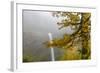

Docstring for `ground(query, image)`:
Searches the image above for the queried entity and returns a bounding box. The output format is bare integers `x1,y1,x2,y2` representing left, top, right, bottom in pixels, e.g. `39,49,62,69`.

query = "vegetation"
45,12,91,60
23,55,50,62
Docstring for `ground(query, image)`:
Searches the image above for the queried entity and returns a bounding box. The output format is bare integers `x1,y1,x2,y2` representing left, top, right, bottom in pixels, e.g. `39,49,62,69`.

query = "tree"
45,12,91,60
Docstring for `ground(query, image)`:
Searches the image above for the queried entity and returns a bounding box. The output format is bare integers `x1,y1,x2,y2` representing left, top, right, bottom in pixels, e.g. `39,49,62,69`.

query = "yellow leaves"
70,14,80,24
44,12,91,60
83,13,91,21
53,39,65,47
80,38,91,59
63,34,71,41
81,13,91,33
54,12,81,30
45,34,72,48
60,46,81,60
53,35,70,47
82,27,89,33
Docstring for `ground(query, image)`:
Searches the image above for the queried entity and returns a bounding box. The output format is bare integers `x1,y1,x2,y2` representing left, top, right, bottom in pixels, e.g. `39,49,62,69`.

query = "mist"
22,10,74,62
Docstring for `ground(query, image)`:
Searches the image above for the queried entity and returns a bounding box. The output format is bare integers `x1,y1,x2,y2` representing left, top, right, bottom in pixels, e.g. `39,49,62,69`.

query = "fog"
22,10,74,62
